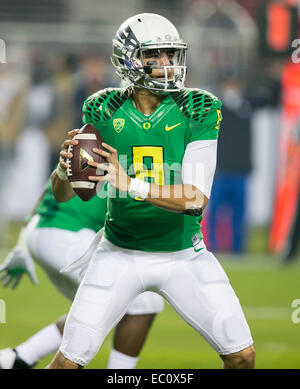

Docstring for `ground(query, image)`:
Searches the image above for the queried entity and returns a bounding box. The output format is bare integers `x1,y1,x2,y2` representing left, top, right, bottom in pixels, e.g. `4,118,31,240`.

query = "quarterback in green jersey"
0,181,163,369
48,13,255,369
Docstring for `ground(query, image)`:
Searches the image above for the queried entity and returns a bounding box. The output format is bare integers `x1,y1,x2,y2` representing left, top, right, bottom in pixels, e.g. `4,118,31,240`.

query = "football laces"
66,145,73,177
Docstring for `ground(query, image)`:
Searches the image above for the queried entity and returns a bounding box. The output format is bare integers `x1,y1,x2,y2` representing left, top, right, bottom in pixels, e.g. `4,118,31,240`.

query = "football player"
48,13,255,369
0,181,164,369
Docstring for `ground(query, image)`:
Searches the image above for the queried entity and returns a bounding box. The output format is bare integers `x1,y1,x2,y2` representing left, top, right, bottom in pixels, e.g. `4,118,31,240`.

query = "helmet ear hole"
144,66,152,75
118,58,124,65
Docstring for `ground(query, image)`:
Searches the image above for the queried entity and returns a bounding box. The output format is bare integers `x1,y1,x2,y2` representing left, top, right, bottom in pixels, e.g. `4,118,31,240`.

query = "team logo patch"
79,148,94,171
113,118,125,133
142,121,152,131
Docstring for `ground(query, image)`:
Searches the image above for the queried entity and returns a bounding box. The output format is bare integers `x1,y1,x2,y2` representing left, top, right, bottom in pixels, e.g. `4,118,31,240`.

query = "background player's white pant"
26,217,164,314
60,236,253,366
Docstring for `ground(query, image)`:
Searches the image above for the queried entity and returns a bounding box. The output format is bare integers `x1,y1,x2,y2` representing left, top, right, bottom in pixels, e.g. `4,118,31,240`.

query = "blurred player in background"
48,13,255,369
0,181,163,369
0,63,28,241
208,69,252,254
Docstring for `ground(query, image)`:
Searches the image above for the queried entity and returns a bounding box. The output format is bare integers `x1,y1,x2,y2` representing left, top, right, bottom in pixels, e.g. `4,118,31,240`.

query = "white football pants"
26,216,164,314
60,236,253,366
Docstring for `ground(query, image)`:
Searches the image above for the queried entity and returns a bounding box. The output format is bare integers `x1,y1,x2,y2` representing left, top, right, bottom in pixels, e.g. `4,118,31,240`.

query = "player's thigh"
60,240,144,365
27,227,96,300
27,227,96,269
159,249,253,355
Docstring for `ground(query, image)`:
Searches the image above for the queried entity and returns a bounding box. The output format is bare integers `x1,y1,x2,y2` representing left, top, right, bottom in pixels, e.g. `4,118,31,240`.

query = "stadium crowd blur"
0,0,299,259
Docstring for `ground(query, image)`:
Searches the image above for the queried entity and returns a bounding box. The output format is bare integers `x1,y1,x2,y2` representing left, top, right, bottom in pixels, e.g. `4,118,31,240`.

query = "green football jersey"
82,87,222,251
36,180,107,232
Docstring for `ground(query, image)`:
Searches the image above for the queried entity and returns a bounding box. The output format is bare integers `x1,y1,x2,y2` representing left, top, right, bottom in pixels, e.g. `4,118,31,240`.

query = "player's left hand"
88,143,131,192
0,248,38,289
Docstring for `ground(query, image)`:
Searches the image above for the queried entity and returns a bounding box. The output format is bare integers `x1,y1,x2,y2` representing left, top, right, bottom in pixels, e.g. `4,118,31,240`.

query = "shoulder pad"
83,88,130,123
171,88,221,123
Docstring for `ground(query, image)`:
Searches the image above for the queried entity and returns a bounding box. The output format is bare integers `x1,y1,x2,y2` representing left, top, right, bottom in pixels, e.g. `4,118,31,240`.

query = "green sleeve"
188,98,222,143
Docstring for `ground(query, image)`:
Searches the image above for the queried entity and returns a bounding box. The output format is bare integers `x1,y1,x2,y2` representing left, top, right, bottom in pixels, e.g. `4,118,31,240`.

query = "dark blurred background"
0,0,299,260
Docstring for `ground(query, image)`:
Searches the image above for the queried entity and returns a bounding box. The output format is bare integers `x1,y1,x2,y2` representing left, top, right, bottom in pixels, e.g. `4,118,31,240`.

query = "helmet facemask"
137,45,187,93
112,40,187,93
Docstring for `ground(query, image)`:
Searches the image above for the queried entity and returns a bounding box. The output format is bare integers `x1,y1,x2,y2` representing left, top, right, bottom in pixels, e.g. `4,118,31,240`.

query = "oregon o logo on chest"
142,122,151,130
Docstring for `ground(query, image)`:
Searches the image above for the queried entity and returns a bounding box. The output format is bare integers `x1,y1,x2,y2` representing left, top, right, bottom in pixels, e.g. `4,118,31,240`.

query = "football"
66,123,106,201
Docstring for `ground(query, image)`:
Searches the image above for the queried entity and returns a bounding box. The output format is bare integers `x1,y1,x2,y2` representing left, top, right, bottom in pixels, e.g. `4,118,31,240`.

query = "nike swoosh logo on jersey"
165,123,181,131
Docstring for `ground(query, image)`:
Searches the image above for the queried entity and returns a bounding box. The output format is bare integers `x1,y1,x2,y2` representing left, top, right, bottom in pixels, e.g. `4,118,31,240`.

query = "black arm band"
184,207,203,216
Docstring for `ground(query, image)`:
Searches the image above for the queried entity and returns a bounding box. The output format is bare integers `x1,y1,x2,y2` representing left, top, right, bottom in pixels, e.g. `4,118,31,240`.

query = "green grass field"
0,223,300,369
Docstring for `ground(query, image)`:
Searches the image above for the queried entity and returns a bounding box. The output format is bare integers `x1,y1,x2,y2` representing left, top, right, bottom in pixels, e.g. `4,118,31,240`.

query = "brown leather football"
66,123,106,201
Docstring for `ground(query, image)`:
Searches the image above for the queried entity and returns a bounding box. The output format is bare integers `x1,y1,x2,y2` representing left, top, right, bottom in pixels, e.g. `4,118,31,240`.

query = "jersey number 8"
132,146,165,201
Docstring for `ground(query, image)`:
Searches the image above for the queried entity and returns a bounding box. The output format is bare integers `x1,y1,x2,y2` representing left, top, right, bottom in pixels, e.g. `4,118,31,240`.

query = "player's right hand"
0,247,38,289
59,129,80,170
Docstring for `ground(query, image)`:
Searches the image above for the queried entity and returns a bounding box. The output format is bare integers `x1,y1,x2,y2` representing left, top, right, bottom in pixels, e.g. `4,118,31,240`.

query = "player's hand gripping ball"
66,123,107,201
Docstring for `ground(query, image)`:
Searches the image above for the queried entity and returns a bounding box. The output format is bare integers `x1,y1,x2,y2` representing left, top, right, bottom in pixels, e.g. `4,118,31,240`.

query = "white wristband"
128,178,150,200
56,164,68,181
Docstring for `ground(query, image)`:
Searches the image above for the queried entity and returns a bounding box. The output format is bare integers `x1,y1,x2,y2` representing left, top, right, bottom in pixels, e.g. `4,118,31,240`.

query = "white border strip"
71,181,95,189
74,134,97,140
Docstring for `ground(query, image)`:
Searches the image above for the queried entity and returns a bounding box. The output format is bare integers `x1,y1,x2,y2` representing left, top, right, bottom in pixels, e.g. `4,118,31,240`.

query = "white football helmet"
111,13,187,93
